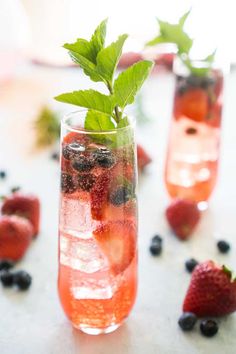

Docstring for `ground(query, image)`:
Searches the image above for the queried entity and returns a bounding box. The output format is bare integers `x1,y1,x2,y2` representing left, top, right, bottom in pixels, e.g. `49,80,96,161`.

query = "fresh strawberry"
118,52,143,69
137,144,152,172
174,88,209,122
183,261,236,317
1,193,40,237
90,172,110,220
0,215,33,261
93,220,136,275
166,199,200,240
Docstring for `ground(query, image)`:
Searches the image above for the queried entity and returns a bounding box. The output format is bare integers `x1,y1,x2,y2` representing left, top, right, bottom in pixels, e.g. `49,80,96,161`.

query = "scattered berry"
72,155,95,172
217,240,230,254
109,186,130,206
0,170,6,179
166,199,200,240
11,186,21,193
200,319,218,338
1,193,40,237
14,270,32,290
0,259,14,271
137,144,152,172
51,152,59,161
77,174,95,191
185,258,199,273
0,215,33,261
149,242,162,256
185,127,197,135
152,234,163,243
183,261,236,316
61,173,77,194
0,271,14,287
178,312,197,331
93,148,116,168
93,220,136,275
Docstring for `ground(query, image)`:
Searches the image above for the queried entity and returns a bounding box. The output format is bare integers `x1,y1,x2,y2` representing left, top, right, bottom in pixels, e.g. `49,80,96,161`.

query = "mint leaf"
34,106,60,147
96,34,128,85
182,50,216,77
113,60,153,110
90,18,107,56
222,265,236,282
85,110,115,131
117,116,129,128
55,89,114,114
146,11,192,54
68,52,103,82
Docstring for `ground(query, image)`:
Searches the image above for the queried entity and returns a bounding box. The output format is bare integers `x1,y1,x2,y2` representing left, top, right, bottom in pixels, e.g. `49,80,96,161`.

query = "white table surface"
0,62,236,354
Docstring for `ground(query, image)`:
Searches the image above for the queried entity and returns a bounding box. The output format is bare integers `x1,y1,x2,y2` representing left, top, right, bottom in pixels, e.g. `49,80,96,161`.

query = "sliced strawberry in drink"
93,220,136,275
174,88,209,122
63,131,89,145
104,199,137,222
90,172,110,220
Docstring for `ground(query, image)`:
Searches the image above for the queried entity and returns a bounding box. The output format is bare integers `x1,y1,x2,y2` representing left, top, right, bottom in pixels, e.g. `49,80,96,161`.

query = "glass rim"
61,109,136,135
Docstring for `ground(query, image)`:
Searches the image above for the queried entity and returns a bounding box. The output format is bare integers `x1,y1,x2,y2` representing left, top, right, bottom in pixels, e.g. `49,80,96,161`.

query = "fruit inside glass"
58,111,138,334
165,58,224,205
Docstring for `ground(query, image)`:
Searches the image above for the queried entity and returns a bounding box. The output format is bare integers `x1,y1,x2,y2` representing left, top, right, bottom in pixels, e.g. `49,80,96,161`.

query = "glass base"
73,323,121,335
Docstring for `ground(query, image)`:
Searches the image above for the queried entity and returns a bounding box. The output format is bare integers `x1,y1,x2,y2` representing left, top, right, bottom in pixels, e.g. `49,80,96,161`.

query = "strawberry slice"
90,172,110,220
174,88,209,122
1,193,40,237
93,220,136,275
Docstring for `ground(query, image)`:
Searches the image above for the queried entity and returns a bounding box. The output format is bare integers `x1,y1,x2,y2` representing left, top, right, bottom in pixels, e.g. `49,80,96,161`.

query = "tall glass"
165,58,224,205
58,111,138,335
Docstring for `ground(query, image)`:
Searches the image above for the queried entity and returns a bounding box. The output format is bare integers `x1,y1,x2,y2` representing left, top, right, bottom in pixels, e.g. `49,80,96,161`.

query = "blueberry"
0,170,6,179
93,148,115,168
200,319,218,337
62,143,85,160
72,155,95,172
51,152,59,161
109,187,130,206
11,186,21,193
0,260,14,271
152,235,163,244
178,312,197,331
185,127,197,135
149,242,162,256
61,173,77,193
217,240,230,254
0,271,14,287
185,258,199,273
14,271,32,290
77,174,95,191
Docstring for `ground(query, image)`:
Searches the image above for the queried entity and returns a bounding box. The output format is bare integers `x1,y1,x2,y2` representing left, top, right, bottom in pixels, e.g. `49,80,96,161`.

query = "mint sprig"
146,10,216,77
55,19,153,143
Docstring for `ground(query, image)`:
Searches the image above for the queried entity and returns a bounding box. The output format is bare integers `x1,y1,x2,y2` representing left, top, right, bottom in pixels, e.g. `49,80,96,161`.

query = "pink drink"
58,112,138,334
165,65,224,203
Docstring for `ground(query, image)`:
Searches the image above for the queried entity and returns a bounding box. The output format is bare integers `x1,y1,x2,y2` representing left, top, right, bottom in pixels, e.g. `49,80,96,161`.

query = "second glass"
58,111,138,335
165,58,224,204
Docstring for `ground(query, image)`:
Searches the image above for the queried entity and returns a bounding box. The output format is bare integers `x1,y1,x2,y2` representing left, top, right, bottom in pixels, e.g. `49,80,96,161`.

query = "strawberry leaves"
55,19,153,146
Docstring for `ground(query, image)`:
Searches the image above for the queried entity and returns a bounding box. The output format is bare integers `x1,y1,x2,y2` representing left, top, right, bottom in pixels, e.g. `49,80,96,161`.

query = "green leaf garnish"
34,106,60,147
55,89,114,115
146,10,192,54
113,60,153,110
55,19,153,145
222,265,236,282
146,10,216,77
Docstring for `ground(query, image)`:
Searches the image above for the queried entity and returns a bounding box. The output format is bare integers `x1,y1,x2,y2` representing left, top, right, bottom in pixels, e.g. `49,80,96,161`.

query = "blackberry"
149,234,163,256
0,170,6,179
77,174,95,191
61,173,77,193
72,155,95,172
62,142,85,160
51,152,59,161
109,187,130,206
93,148,116,168
14,271,32,290
178,312,197,331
